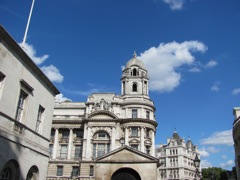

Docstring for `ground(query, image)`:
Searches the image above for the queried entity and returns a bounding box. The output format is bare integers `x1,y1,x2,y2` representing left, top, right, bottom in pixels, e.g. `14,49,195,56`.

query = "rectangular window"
132,109,137,118
35,105,45,133
131,127,138,137
131,145,138,150
72,166,79,177
89,165,94,176
49,144,53,159
146,111,150,119
98,132,107,139
97,143,105,157
57,166,63,176
76,129,83,138
15,90,28,122
74,145,82,158
50,129,55,139
60,145,68,158
62,129,69,138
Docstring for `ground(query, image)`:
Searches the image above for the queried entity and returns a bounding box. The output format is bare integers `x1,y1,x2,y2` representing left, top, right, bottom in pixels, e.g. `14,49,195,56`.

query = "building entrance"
111,168,141,180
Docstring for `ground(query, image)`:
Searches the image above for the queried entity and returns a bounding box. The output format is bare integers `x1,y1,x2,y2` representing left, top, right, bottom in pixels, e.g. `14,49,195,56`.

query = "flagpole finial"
133,51,137,58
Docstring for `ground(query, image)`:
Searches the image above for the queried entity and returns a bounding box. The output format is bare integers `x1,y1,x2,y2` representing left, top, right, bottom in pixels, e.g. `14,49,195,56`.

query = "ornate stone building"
47,53,159,180
0,26,59,179
155,131,200,180
233,107,240,180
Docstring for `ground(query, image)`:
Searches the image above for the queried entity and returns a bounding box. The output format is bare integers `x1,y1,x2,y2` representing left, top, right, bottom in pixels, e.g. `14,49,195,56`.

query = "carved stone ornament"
91,99,112,112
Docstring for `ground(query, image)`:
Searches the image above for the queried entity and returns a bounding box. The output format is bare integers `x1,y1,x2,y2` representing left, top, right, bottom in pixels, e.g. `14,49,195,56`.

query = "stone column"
111,126,116,150
67,128,73,159
52,128,59,159
82,123,88,159
140,127,145,152
86,126,92,159
151,130,155,156
124,127,129,146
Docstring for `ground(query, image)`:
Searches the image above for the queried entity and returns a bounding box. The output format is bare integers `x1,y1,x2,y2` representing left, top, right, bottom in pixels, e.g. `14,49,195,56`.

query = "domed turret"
125,52,145,69
121,52,149,97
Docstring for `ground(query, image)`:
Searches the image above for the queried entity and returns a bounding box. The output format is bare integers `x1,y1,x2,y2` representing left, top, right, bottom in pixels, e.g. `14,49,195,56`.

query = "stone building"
0,25,59,179
233,107,240,180
155,131,200,180
47,53,159,180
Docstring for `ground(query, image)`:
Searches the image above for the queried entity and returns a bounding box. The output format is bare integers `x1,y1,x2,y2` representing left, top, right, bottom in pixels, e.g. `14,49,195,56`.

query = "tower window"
132,68,137,76
132,83,137,92
131,127,138,137
146,111,150,119
132,109,138,118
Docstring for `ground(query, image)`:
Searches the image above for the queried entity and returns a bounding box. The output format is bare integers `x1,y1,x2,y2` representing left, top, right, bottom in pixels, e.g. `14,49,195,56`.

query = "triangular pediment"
95,146,158,162
88,110,118,119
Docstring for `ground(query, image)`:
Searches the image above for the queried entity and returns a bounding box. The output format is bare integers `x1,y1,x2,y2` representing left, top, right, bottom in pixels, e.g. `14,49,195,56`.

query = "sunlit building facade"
155,131,200,180
47,53,159,180
0,26,59,179
233,107,240,180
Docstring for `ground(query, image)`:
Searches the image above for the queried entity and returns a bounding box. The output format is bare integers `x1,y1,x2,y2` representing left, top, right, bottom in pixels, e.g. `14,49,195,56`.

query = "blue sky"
1,0,240,170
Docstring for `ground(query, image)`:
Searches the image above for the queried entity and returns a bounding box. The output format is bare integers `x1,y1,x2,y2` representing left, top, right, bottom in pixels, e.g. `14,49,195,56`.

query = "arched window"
132,68,137,76
26,166,39,180
92,131,110,158
0,160,20,180
132,83,137,92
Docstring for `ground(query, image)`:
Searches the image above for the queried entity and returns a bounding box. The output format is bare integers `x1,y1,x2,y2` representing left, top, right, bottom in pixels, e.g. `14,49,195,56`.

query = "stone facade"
233,107,240,180
0,26,59,179
47,53,158,180
155,131,200,180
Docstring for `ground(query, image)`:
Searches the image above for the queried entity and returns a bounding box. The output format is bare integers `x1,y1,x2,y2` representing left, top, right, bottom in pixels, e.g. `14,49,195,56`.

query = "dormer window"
132,83,137,92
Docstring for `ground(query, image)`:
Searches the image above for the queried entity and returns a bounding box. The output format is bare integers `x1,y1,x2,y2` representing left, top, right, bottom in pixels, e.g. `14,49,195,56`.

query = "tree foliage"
201,167,227,180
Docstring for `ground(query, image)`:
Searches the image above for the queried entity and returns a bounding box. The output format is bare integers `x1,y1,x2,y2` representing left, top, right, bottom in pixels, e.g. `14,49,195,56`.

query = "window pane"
74,145,82,158
131,145,138,150
72,167,79,176
132,109,137,118
16,90,28,122
57,166,63,176
60,145,67,158
131,127,138,136
36,106,44,132
76,129,83,138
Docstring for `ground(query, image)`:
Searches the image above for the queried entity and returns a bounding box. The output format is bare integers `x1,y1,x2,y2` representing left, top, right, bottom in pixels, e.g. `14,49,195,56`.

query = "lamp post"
193,154,201,180
120,137,125,146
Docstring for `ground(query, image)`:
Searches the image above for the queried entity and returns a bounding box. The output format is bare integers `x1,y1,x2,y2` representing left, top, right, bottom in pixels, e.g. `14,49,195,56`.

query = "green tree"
201,167,226,180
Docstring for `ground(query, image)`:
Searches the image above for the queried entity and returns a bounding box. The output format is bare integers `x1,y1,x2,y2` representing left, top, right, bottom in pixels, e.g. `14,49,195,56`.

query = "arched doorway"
111,168,141,180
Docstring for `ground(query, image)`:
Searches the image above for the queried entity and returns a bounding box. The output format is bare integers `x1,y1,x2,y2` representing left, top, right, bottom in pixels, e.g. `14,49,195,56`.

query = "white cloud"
55,93,72,103
198,147,209,158
220,160,234,169
163,0,186,10
139,41,207,93
205,60,218,68
231,88,240,95
211,81,220,92
41,65,64,83
200,130,233,146
19,42,64,84
189,67,201,72
201,160,212,169
207,146,220,153
20,42,49,65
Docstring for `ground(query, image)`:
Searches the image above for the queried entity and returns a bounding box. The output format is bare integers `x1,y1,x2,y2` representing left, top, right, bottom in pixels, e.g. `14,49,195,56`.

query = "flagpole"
23,0,35,46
